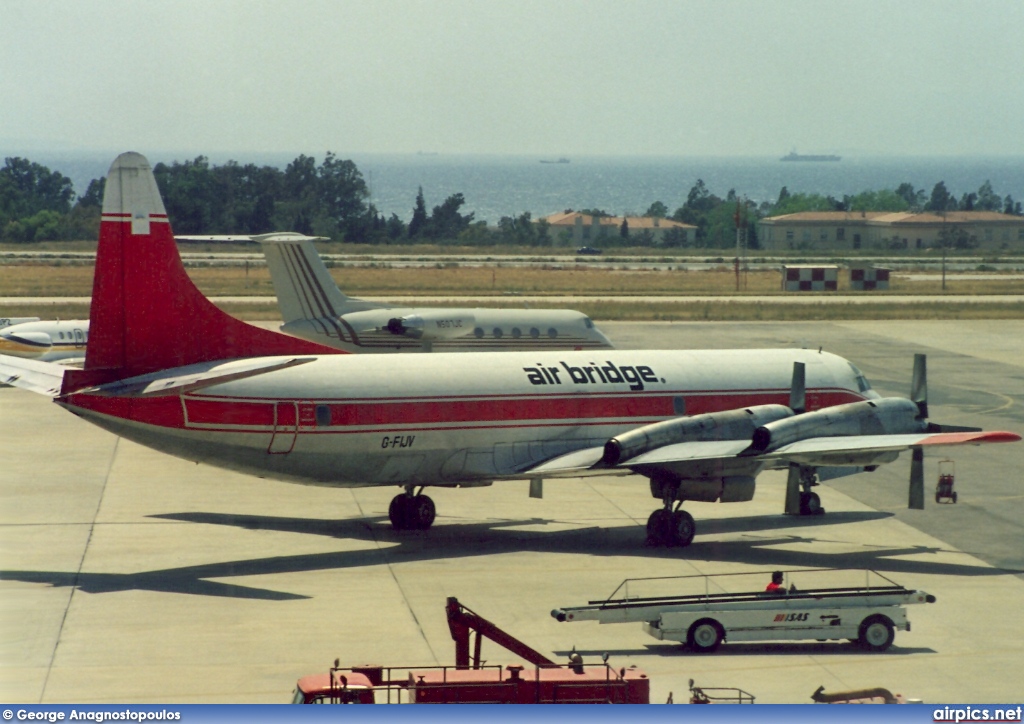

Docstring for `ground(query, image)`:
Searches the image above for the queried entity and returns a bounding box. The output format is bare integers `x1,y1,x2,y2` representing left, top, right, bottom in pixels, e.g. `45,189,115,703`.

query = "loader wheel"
858,615,895,652
687,619,724,653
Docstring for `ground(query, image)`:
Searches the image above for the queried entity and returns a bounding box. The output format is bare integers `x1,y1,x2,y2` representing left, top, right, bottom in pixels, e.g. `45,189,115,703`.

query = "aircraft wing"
522,439,753,479
763,430,1021,467
519,431,1019,481
0,354,67,397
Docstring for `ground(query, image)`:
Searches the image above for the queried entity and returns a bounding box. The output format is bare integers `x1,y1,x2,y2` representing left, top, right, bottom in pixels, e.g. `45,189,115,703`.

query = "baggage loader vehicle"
552,569,935,653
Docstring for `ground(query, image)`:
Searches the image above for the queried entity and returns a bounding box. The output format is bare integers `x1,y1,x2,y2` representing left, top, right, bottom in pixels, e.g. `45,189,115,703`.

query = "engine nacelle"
385,311,475,340
748,397,925,453
603,404,793,466
651,475,756,503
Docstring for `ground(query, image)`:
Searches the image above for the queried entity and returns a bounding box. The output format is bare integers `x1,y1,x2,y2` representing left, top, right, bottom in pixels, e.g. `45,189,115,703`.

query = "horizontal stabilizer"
78,357,317,398
0,354,67,397
174,233,328,244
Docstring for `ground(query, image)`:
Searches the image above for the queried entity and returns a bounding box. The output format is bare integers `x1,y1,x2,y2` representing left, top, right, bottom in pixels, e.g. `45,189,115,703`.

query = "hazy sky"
3,0,1023,157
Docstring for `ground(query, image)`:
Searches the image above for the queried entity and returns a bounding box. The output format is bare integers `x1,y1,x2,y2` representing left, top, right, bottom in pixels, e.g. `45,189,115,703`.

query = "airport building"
543,211,697,247
759,210,1024,251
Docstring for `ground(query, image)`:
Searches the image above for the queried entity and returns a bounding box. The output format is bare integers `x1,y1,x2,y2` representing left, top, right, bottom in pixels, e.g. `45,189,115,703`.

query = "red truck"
291,597,650,704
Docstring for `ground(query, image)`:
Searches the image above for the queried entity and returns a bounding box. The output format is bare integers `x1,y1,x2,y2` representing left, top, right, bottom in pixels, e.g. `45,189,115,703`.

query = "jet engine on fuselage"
382,311,476,340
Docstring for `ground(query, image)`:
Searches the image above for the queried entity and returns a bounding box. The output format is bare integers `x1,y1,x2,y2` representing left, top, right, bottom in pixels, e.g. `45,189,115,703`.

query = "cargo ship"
781,151,841,162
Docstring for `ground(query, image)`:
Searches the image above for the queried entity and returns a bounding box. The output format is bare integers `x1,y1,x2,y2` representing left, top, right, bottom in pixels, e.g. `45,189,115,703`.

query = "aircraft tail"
62,152,340,394
260,235,379,324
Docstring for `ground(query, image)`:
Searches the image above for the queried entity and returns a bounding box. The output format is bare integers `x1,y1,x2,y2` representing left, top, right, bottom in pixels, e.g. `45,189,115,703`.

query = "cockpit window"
849,363,872,393
583,317,593,329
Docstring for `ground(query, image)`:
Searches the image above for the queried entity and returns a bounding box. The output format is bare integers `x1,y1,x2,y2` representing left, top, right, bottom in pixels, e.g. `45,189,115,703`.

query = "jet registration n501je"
0,153,1017,548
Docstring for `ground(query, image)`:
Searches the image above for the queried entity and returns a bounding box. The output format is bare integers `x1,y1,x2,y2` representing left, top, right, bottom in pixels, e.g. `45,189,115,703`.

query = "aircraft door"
73,328,86,348
269,401,298,454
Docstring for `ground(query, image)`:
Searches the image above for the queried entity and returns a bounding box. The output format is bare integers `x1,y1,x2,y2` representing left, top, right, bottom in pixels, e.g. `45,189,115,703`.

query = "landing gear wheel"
858,615,895,652
388,494,436,531
670,510,696,547
800,491,824,516
388,494,411,530
646,509,672,546
687,618,724,653
408,495,436,530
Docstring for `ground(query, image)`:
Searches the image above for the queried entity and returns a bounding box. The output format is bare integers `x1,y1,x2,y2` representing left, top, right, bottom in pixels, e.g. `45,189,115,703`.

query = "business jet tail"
260,234,381,325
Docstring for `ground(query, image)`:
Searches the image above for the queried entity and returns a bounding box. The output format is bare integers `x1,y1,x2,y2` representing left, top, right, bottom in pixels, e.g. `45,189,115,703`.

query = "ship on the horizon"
540,157,570,164
781,150,841,162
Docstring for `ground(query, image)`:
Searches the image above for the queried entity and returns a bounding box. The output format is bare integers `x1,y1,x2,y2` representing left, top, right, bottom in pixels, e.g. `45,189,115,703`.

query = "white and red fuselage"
60,348,872,488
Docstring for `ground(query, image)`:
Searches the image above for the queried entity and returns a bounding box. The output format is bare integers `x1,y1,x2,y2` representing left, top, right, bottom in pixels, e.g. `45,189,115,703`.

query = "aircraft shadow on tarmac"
2,510,1021,600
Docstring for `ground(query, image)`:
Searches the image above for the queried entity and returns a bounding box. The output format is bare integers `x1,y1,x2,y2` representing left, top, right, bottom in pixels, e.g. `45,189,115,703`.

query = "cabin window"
673,396,686,415
511,327,522,338
529,327,540,339
547,328,558,339
492,328,503,338
59,332,65,339
315,405,331,427
473,327,484,338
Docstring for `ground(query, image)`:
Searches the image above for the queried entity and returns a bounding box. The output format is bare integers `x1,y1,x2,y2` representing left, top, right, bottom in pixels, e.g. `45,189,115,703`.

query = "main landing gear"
389,486,436,531
646,506,696,548
786,465,826,516
646,475,696,548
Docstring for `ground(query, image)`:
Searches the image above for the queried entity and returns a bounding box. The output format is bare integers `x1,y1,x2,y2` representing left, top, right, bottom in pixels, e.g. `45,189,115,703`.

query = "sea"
8,150,1024,225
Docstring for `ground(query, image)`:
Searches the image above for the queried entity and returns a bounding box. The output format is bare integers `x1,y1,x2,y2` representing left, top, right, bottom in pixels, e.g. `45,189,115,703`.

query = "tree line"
1,154,1020,247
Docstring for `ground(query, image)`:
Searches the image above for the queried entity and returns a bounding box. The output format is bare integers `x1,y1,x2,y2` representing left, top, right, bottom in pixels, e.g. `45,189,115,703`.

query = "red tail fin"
63,153,340,393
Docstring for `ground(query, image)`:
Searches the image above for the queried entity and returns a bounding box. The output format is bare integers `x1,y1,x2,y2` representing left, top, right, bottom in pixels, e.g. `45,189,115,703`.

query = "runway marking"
39,437,119,703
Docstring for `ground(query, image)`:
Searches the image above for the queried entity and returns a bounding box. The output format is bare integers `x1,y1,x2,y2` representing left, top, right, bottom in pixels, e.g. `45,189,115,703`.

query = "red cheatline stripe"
66,389,868,432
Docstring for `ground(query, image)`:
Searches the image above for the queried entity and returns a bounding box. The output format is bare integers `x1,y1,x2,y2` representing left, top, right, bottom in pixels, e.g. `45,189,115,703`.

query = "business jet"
1,152,1017,548
247,233,612,352
0,318,90,364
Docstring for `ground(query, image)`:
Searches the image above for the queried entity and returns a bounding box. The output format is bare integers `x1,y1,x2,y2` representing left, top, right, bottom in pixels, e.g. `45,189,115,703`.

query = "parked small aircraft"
0,318,90,364
1,153,1017,547
251,233,612,352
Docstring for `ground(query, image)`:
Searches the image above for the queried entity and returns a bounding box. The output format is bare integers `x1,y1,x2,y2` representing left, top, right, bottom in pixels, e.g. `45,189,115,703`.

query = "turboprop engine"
602,404,794,466
747,398,926,455
384,311,475,340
